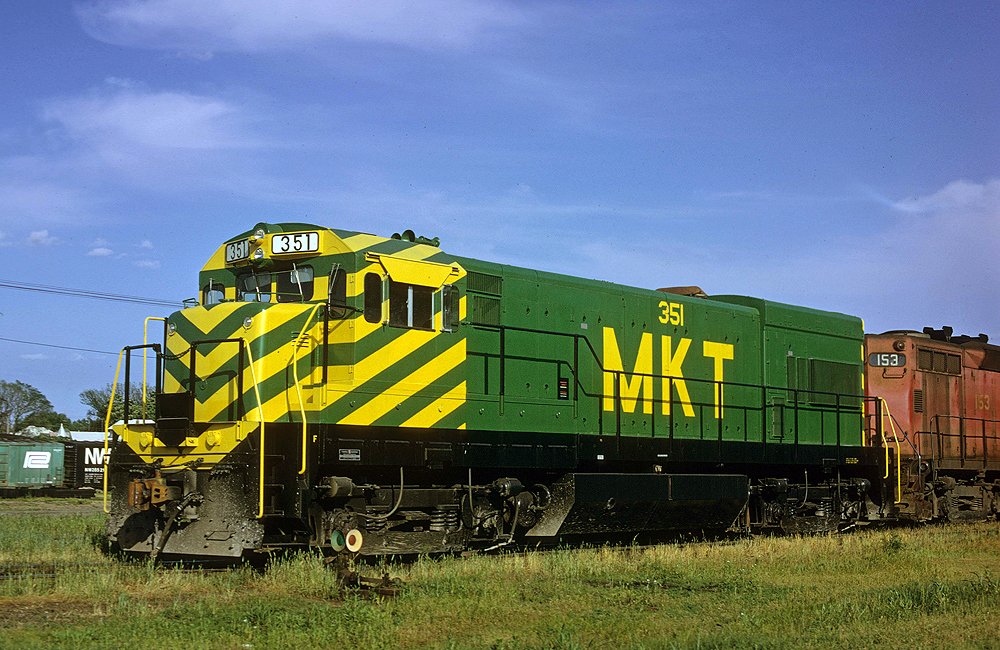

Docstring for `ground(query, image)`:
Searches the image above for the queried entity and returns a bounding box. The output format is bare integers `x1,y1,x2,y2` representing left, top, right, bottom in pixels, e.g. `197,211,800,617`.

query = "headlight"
253,228,265,241
253,248,265,260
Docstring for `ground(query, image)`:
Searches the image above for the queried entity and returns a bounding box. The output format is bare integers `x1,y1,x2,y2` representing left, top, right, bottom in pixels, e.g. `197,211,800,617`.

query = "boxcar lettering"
85,447,106,465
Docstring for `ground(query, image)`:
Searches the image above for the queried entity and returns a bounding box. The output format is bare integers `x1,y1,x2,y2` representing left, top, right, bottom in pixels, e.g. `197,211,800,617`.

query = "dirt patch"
0,599,105,628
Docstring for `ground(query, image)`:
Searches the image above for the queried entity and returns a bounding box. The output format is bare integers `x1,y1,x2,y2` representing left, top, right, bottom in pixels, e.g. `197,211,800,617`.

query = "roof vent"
923,326,990,345
391,229,440,247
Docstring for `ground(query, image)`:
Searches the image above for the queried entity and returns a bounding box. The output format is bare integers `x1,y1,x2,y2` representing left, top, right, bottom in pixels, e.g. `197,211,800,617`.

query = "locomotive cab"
105,223,468,558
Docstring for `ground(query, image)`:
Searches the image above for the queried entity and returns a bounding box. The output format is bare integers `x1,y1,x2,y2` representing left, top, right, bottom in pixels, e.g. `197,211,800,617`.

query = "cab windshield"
237,265,314,303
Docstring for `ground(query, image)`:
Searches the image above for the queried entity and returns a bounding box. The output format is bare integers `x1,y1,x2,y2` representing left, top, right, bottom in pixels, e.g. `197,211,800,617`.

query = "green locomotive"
104,223,887,558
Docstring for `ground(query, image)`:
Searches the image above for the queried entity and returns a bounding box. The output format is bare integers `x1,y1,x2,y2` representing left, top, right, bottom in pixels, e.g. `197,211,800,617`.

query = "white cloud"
0,231,10,248
139,239,153,249
884,179,1000,327
28,230,57,245
43,85,259,151
20,353,48,360
893,179,1000,217
135,259,161,269
104,76,139,88
698,178,1000,336
76,0,524,52
88,247,114,256
27,82,278,194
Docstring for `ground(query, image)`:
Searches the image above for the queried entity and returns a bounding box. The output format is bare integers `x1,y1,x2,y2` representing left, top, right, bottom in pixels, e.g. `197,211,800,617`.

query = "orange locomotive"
866,327,1000,522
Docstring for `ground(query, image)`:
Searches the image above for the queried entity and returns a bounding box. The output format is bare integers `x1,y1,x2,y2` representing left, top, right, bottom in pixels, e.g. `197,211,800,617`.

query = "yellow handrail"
142,317,167,420
878,398,903,504
291,304,322,475
243,344,267,519
102,350,125,514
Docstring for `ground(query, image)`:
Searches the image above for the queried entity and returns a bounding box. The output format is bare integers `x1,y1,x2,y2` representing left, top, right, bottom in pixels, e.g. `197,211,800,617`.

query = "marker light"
345,529,364,553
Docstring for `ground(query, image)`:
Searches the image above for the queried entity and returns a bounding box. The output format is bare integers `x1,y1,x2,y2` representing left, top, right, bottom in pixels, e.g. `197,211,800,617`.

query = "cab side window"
389,280,433,330
364,273,382,323
202,281,225,306
328,268,347,319
442,285,460,332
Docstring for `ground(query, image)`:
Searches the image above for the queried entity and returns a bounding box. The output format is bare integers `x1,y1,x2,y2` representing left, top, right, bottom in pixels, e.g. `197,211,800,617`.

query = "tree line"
0,380,156,434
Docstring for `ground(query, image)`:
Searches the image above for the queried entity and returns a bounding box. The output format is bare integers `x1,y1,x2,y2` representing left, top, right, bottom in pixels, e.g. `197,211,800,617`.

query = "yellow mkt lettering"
703,341,734,419
661,336,695,417
602,328,653,414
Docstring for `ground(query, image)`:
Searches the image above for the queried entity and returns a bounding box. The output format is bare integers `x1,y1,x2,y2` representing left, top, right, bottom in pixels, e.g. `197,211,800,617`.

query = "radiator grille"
467,271,502,296
474,296,501,326
913,389,924,413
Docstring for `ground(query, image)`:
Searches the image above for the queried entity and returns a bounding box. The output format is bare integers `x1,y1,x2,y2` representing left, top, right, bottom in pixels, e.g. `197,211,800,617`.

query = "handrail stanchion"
142,317,167,420
243,344,266,519
291,305,321,475
102,350,125,514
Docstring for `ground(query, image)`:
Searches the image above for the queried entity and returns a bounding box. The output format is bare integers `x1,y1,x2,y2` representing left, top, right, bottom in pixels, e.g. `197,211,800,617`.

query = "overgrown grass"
1,507,999,649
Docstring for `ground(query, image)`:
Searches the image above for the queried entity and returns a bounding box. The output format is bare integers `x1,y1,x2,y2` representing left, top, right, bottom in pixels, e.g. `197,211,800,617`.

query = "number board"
271,232,320,255
868,352,906,367
225,239,251,263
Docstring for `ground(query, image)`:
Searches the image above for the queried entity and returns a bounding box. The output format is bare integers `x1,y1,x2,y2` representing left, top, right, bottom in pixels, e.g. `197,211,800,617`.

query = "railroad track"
0,561,233,581
0,560,403,597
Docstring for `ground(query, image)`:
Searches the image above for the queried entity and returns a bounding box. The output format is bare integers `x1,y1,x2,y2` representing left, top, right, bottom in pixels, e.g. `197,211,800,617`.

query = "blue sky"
1,0,997,420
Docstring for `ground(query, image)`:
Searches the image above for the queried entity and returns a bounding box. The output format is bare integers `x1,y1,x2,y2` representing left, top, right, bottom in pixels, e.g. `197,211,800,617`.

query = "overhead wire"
0,336,117,356
0,279,180,355
0,279,182,308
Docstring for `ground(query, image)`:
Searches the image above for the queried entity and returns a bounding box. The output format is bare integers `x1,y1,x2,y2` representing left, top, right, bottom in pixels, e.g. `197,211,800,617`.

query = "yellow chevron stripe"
339,339,465,426
204,322,323,421
400,381,466,428
171,305,320,422
341,233,387,251
387,244,445,262
332,328,437,392
182,304,244,335
249,324,432,418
